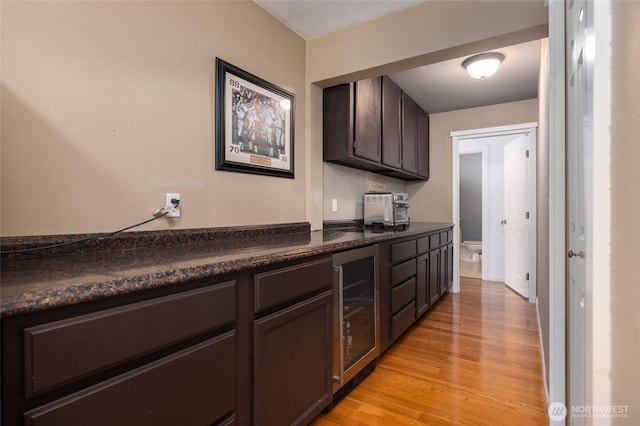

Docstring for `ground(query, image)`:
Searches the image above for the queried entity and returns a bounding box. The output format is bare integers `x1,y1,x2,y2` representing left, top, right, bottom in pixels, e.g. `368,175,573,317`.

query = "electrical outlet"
332,199,338,212
166,193,181,218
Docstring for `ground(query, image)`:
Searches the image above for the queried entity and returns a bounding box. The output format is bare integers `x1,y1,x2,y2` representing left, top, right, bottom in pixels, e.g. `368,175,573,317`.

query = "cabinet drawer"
255,257,332,314
24,281,236,397
440,232,448,245
391,278,416,313
429,233,440,249
391,302,415,340
24,331,237,426
391,240,416,264
417,236,429,255
391,259,416,286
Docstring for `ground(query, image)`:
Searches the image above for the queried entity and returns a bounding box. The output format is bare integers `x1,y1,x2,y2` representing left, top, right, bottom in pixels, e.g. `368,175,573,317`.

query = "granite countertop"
0,222,452,318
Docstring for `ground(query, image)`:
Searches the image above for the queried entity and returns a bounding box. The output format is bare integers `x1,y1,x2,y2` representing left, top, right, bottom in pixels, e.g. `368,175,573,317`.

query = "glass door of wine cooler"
332,244,379,391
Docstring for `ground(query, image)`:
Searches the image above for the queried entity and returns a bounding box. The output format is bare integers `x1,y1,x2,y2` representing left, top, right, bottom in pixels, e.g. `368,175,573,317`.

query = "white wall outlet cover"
332,199,338,212
166,193,181,218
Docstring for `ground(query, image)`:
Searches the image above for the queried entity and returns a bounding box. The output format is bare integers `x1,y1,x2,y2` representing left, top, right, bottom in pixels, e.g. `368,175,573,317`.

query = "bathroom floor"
460,259,482,279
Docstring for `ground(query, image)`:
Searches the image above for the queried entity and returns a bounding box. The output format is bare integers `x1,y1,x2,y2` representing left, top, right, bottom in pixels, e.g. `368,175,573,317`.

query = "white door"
503,135,529,298
566,0,589,422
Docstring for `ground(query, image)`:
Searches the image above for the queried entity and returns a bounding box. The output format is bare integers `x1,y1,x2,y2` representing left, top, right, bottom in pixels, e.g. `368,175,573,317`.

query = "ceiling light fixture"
462,52,505,80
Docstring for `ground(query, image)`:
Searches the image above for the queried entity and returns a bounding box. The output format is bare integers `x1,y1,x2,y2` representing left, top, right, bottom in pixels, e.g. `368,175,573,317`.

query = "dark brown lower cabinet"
415,253,429,317
253,290,333,426
391,301,416,340
23,332,237,426
379,227,453,352
440,246,448,296
2,279,240,426
429,248,440,306
3,232,453,426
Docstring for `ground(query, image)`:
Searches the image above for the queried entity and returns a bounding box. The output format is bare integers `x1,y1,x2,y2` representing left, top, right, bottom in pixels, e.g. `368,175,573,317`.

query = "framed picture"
215,58,295,179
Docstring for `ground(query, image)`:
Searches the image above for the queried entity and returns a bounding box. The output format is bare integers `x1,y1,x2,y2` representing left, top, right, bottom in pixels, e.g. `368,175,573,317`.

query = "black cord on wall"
0,200,179,255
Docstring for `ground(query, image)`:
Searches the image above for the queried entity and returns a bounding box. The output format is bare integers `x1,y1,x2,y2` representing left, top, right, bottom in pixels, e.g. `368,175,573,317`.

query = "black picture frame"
215,58,295,179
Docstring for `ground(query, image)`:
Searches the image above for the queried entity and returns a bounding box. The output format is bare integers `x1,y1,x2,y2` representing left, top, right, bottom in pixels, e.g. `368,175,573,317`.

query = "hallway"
313,278,547,425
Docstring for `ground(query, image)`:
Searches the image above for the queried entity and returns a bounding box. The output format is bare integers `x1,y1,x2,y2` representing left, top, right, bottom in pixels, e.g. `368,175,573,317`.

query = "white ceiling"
389,39,541,113
254,0,423,40
254,0,542,114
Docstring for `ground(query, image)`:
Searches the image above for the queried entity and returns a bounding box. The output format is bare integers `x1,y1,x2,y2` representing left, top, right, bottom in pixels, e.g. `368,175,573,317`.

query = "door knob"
567,249,584,258
500,219,507,225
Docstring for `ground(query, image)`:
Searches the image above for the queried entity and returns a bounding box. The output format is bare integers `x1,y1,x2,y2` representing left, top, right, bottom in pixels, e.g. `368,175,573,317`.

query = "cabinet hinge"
526,150,530,158
526,211,530,219
526,273,530,281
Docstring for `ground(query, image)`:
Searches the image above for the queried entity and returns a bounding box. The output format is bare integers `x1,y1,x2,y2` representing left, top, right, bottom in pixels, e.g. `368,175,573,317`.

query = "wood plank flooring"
312,278,547,425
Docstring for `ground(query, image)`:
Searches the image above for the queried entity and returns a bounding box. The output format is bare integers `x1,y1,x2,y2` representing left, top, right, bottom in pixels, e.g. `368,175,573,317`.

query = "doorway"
459,149,486,280
451,123,537,303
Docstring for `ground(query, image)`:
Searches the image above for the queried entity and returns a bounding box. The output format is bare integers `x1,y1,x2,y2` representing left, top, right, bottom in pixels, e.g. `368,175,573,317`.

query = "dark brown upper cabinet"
381,76,402,169
401,93,418,175
323,76,429,181
323,77,384,172
417,107,430,179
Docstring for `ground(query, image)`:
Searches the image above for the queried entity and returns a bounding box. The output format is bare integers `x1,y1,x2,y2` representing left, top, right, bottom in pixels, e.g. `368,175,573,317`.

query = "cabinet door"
381,76,402,169
440,246,448,296
428,249,440,305
401,93,418,174
254,291,332,426
353,78,381,162
416,253,428,317
417,107,430,179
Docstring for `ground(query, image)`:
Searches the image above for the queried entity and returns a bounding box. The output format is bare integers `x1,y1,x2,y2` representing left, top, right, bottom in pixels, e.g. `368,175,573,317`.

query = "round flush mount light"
462,52,505,80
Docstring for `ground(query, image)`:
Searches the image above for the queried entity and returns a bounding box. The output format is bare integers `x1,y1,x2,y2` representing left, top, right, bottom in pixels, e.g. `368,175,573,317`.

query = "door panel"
503,135,529,298
381,76,402,169
354,78,381,162
401,94,418,174
566,0,588,422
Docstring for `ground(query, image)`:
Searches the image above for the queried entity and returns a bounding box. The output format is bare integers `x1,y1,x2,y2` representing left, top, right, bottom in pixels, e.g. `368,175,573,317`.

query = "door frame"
451,122,538,303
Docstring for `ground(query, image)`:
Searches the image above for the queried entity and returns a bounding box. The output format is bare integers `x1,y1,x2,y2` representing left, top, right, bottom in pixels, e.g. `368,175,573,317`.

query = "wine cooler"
331,244,380,394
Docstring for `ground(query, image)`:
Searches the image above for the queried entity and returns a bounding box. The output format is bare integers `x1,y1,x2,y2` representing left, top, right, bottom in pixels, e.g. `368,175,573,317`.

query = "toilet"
460,240,482,262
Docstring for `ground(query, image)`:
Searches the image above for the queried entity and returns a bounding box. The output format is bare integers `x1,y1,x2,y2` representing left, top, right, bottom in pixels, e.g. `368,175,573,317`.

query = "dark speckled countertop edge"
0,221,453,318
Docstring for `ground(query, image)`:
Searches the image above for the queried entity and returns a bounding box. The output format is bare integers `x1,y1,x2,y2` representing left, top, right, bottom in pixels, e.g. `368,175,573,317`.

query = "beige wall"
610,1,640,419
307,0,548,86
322,163,407,221
1,1,306,236
407,99,538,222
307,0,547,229
1,1,548,236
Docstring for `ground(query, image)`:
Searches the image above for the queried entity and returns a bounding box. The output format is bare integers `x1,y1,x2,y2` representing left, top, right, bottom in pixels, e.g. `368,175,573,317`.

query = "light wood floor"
459,259,482,279
312,278,547,426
